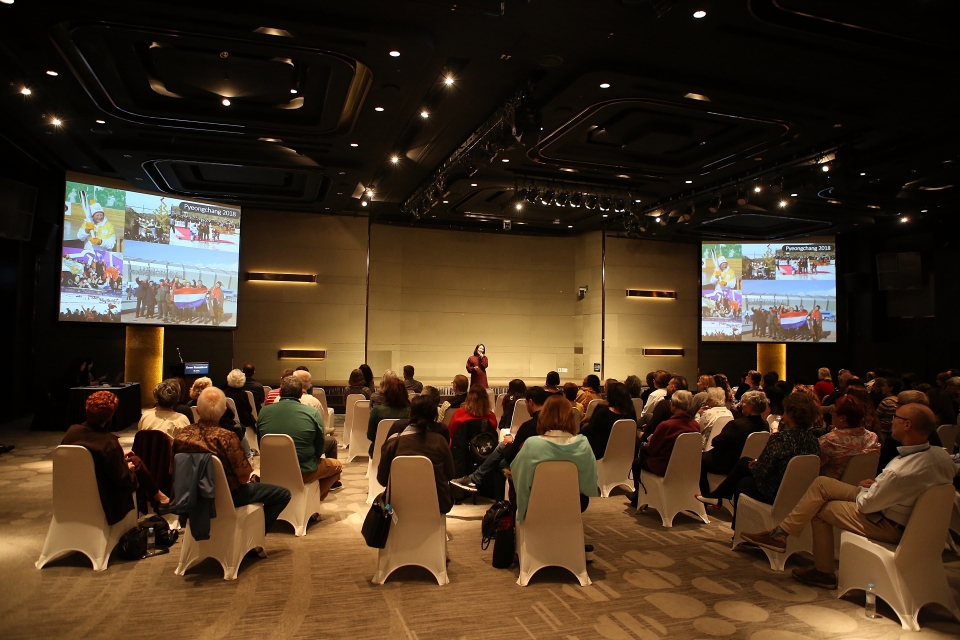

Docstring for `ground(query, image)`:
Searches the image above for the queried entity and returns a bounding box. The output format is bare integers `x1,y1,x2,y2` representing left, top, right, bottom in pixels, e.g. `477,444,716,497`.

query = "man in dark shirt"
701,390,770,494
450,386,547,493
448,375,469,409
544,371,563,397
641,376,688,442
403,365,424,394
241,363,265,410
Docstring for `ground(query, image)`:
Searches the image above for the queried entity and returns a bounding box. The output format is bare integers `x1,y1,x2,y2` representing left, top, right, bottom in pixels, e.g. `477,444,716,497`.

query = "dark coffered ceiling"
1,0,958,239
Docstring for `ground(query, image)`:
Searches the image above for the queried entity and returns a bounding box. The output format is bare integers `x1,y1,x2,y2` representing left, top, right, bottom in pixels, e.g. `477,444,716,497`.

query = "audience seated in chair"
818,395,880,480
223,369,257,429
576,375,602,408
639,370,672,428
629,390,699,507
64,390,168,522
498,379,528,429
263,369,295,406
257,375,342,500
345,368,373,400
697,387,734,443
367,377,411,456
174,386,291,534
640,376,688,441
543,371,564,397
697,391,822,527
581,382,637,459
377,395,455,513
510,395,598,521
563,382,585,417
877,390,943,471
138,378,190,440
448,384,497,445
700,390,770,494
240,363,265,410
402,365,423,394
741,403,955,589
370,369,399,407
448,374,469,410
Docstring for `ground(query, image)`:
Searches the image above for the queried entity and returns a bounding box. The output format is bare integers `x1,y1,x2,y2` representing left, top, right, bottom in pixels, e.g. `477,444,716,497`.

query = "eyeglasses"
892,413,911,422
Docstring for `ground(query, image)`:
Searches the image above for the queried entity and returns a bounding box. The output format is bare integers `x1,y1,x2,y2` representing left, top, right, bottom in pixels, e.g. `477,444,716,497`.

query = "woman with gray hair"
138,378,191,439
698,390,770,494
627,390,700,508
223,368,256,429
698,387,734,443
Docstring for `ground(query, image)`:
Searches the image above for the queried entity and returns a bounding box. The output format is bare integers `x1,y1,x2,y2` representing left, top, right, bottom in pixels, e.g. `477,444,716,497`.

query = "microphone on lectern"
176,347,184,363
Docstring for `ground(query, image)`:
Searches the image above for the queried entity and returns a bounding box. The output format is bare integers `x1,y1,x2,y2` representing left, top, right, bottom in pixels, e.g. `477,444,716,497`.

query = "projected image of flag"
173,287,209,309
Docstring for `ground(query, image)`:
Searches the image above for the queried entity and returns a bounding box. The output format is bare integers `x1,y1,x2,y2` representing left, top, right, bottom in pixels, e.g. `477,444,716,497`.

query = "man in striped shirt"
262,369,295,406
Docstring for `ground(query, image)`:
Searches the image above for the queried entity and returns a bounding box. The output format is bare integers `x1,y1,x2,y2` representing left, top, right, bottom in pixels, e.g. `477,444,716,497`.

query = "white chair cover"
937,424,958,454
486,388,495,414
259,434,321,536
312,388,335,435
367,419,399,504
190,406,199,423
262,386,272,396
510,399,531,430
638,432,711,527
36,446,138,571
311,388,329,414
596,419,636,497
838,483,960,631
732,454,820,570
224,396,239,420
839,452,880,485
572,407,581,430
244,390,258,421
342,393,365,448
631,397,645,420
441,405,457,425
517,461,590,586
494,393,506,420
174,456,266,580
948,492,960,555
584,399,603,422
703,416,733,451
373,455,448,585
347,400,372,463
706,431,771,513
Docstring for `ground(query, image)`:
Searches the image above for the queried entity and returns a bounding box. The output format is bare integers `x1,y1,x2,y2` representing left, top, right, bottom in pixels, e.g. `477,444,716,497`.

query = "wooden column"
125,326,164,407
757,343,786,380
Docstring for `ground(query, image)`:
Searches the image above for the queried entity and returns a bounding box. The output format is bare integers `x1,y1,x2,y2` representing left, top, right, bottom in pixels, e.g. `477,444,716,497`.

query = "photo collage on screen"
61,181,241,327
701,241,836,343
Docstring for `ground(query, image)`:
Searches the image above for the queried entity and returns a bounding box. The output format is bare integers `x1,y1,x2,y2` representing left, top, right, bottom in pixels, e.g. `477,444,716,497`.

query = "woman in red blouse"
466,344,489,388
448,384,497,443
814,367,834,402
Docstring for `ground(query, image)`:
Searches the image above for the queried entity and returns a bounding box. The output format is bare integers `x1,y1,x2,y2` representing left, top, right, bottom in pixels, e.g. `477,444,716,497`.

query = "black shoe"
330,480,343,489
626,491,638,508
0,444,14,454
450,475,478,492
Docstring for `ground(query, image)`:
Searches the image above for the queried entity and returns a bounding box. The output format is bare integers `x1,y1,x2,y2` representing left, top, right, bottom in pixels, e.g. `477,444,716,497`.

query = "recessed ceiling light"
350,143,359,147
693,10,706,18
339,171,346,175
560,167,578,172
501,158,509,162
790,193,798,197
860,172,866,176
96,119,106,124
616,174,630,178
221,98,231,106
259,137,281,142
390,155,399,163
46,70,58,76
470,183,478,186
754,186,761,193
444,76,454,85
20,87,31,95
420,110,429,118
921,209,928,212
123,154,132,158
900,216,908,223
254,27,292,37
374,106,384,112
779,200,787,207
822,165,830,172
867,204,881,209
290,89,298,94
684,92,710,102
0,1,15,5
442,200,449,204
685,180,692,184
51,118,62,126
361,201,368,207
602,214,608,217
567,225,573,228
599,83,610,89
389,50,400,57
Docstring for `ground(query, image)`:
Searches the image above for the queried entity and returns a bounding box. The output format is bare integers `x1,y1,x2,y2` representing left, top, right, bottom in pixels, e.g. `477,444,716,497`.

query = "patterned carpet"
1,419,959,640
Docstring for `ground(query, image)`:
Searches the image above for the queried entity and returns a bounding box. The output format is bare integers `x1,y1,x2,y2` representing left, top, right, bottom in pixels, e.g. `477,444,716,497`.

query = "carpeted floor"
1,418,959,640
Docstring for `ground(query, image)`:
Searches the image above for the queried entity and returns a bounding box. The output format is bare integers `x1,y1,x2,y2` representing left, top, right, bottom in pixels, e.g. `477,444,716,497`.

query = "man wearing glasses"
741,403,955,589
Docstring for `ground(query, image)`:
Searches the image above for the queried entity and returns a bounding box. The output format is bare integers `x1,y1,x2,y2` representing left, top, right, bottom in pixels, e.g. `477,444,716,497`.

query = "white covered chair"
441,406,456,425
838,483,960,631
596,419,636,497
311,388,335,436
517,461,590,586
937,424,958,454
631,397,645,420
224,396,239,420
347,400,372,463
342,393,365,448
732,454,820,570
174,456,266,580
638,432,710,527
190,406,199,423
259,434,321,536
486,388,495,414
584,398,603,422
510,399,531,429
494,393,506,420
367,419,399,504
839,451,880,485
36,445,138,571
373,455,448,585
244,390,258,421
706,431,771,514
703,416,733,451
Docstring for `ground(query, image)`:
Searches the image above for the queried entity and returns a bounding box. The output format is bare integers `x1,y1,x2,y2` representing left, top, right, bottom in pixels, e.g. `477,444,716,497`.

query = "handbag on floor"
481,500,515,569
361,492,393,548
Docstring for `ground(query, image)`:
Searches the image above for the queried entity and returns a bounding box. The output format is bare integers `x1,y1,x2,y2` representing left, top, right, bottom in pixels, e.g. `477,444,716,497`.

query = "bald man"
741,403,955,589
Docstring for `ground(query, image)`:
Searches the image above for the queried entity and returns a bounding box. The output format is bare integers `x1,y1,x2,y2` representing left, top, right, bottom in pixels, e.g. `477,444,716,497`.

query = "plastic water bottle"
865,584,878,618
147,527,155,551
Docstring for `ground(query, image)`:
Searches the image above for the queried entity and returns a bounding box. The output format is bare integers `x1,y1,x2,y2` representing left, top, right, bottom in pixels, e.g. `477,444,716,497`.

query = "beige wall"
603,236,700,383
367,224,578,386
233,211,368,383
574,232,603,382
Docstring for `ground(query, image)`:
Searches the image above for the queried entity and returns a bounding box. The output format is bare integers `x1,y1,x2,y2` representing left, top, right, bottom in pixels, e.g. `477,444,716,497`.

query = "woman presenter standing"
466,344,489,389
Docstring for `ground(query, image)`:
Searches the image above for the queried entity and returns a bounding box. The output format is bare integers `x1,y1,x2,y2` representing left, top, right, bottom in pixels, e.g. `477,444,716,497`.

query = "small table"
69,383,142,431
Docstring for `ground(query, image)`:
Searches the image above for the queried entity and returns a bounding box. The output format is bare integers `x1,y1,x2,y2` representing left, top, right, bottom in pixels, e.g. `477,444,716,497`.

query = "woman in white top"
138,379,190,439
698,387,734,443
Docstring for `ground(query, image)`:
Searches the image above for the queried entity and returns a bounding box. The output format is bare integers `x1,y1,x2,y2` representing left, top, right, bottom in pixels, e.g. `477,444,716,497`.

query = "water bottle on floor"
865,583,878,618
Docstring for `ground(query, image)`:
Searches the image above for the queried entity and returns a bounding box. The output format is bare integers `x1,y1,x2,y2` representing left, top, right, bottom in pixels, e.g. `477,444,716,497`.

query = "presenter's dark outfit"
467,355,489,388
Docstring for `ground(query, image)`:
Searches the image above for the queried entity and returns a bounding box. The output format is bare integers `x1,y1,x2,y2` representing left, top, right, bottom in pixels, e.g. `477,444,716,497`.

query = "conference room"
1,1,959,638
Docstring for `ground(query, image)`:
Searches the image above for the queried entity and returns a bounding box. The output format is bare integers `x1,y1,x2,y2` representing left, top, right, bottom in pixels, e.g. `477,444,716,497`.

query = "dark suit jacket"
62,423,137,525
704,414,769,474
503,411,540,465
242,379,265,410
224,386,256,428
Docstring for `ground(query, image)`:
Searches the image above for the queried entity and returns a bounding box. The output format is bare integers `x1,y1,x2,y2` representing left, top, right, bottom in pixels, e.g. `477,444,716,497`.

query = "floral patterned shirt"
750,427,821,502
818,427,880,480
173,421,252,492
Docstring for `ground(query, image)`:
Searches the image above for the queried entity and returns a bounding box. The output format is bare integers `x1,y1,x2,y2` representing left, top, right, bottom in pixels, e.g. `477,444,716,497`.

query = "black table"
69,383,142,431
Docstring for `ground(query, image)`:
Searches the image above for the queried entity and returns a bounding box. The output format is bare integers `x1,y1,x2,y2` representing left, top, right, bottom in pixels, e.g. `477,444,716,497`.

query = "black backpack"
481,500,516,569
139,514,179,547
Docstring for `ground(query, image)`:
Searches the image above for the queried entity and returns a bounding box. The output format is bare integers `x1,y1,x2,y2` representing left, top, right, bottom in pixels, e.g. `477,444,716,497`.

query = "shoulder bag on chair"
361,491,393,548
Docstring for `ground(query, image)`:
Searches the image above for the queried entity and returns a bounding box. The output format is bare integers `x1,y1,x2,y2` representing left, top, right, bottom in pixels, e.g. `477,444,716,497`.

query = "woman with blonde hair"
188,377,213,404
370,369,398,407
814,367,834,402
509,395,598,521
448,384,497,444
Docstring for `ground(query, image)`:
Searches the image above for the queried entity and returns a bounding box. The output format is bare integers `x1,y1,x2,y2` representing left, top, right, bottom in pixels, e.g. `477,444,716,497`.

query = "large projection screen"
701,240,836,342
59,179,241,327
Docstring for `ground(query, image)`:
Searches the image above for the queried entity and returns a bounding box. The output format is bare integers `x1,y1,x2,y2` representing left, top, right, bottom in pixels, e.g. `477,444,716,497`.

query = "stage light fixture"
860,172,866,176
779,200,787,207
466,164,479,176
444,76,455,85
350,143,359,147
599,197,611,212
471,183,478,187
599,83,610,89
290,89,298,94
584,195,598,210
654,216,661,223
708,196,721,213
555,192,569,207
361,201,368,207
685,180,692,184
754,186,761,193
540,189,555,205
900,216,909,223
390,155,399,163
614,198,626,213
525,188,540,204
221,98,231,106
791,193,798,197
420,110,429,118
501,158,509,162
569,193,583,207
737,192,747,205
51,118,62,126
20,87,31,95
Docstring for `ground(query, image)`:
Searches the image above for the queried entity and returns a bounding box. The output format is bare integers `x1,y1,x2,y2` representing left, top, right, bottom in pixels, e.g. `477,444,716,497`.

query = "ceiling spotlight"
790,193,798,197
685,180,692,184
20,87,31,95
501,158,509,162
754,186,761,193
921,209,928,212
567,225,573,229
375,106,385,112
525,188,540,204
736,191,748,205
540,189,556,205
350,143,359,147
470,183,478,187
221,98,231,106
444,76,454,85
693,10,706,18
822,165,830,172
599,196,611,212
860,172,866,176
420,110,429,118
367,189,375,196
361,201,368,207
599,83,610,89
584,195,598,210
514,202,523,210
684,92,710,101
555,192,569,207
900,216,909,223
560,167,578,173
708,196,721,213
46,70,58,76
51,117,62,126
655,216,661,223
390,155,399,163
96,119,106,124
602,214,608,218
779,200,787,207
570,193,583,208
290,89,298,94
389,50,400,57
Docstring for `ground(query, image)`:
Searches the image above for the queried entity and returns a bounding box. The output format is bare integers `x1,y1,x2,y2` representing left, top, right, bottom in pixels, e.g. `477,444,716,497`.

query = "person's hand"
503,434,513,444
858,479,875,489
85,222,95,231
127,461,136,470
90,238,101,245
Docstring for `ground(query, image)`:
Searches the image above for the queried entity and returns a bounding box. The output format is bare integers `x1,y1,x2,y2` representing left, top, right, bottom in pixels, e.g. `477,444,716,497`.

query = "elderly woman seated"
510,395,599,522
187,375,252,458
138,378,190,440
700,390,770,494
63,391,168,523
698,387,734,443
818,395,880,479
223,368,257,429
628,390,700,507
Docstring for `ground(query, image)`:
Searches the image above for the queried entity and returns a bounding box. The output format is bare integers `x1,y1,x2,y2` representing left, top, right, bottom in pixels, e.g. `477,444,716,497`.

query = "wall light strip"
626,289,677,299
246,272,317,283
278,349,327,360
642,348,684,357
